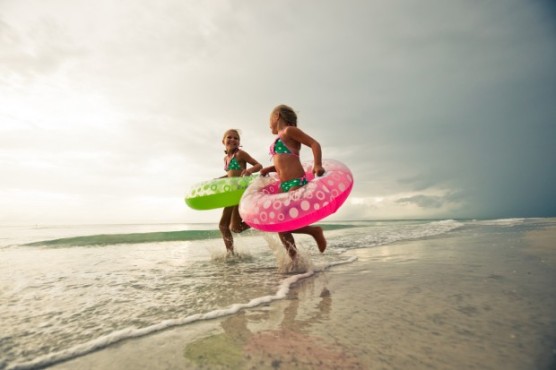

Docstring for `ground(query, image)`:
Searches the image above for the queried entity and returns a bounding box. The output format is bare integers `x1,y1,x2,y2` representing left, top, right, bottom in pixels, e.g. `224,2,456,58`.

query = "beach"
46,222,556,370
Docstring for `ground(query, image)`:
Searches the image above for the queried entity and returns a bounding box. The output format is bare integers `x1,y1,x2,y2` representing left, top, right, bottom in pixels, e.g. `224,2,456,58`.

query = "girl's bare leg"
219,207,235,254
230,206,251,233
284,185,327,253
290,225,327,253
278,232,298,259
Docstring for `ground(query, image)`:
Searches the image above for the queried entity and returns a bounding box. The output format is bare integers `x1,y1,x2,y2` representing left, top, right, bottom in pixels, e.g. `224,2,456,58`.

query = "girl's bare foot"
312,227,327,253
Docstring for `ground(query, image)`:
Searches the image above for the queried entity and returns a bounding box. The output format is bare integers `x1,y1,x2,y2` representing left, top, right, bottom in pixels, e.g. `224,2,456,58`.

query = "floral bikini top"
224,151,243,171
269,132,299,157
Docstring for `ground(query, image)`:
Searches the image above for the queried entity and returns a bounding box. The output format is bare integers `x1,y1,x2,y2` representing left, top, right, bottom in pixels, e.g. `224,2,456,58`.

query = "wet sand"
51,225,556,370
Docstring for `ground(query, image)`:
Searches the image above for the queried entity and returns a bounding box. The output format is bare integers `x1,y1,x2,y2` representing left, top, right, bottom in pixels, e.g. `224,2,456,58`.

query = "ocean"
1,218,554,369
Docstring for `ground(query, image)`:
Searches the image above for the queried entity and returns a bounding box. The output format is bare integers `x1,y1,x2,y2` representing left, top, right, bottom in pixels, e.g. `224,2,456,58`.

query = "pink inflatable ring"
239,159,353,232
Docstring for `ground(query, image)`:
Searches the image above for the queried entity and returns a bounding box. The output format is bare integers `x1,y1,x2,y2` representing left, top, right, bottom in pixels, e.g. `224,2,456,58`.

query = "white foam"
355,219,464,247
6,275,303,369
472,218,525,226
8,250,358,370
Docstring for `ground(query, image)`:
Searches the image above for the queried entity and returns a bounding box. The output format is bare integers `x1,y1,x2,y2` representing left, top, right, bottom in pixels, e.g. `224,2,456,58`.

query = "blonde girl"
220,129,262,254
260,105,327,259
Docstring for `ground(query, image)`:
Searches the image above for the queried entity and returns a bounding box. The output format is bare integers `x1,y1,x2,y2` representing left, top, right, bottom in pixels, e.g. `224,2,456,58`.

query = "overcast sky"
1,0,555,225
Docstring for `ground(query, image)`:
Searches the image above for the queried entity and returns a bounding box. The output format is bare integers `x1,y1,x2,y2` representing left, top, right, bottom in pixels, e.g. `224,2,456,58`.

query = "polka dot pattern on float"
239,159,353,233
187,177,253,198
185,175,257,210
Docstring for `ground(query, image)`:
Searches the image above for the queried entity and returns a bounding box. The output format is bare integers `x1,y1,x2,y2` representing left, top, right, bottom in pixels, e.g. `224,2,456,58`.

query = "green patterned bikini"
269,134,307,192
224,152,242,171
279,176,308,192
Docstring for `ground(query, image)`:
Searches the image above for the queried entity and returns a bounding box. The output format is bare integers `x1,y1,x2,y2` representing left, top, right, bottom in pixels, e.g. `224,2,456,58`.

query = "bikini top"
269,132,300,157
224,151,243,171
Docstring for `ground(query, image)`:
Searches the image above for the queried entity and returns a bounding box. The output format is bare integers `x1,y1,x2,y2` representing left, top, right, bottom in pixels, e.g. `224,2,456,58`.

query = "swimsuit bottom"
280,176,308,193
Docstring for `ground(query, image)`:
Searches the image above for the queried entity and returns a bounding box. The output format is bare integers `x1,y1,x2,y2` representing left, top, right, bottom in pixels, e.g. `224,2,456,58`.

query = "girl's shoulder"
281,126,305,142
282,125,303,136
235,148,249,158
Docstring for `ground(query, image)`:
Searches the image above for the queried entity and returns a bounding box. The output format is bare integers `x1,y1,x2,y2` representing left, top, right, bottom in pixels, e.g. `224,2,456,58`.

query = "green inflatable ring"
185,176,257,210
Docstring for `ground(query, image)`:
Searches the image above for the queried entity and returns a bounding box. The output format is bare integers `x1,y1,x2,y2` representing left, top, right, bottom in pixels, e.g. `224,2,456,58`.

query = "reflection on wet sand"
184,282,363,369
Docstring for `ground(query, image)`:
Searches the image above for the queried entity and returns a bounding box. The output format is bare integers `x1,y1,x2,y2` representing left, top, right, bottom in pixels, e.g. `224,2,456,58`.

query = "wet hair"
222,129,241,142
273,104,297,127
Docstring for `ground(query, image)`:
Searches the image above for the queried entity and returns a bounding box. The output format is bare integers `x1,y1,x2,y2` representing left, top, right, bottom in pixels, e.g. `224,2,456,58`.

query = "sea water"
0,218,553,369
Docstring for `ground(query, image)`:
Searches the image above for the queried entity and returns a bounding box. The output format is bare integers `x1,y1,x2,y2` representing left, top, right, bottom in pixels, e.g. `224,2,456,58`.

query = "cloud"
0,0,555,224
0,17,82,79
396,191,466,210
397,195,445,210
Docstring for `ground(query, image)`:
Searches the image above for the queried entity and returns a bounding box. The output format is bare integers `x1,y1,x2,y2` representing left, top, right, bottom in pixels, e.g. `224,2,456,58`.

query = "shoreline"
48,225,556,370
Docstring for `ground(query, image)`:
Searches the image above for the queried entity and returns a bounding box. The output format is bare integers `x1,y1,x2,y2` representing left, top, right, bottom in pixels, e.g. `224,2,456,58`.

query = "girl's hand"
313,165,325,177
260,166,273,176
241,169,252,177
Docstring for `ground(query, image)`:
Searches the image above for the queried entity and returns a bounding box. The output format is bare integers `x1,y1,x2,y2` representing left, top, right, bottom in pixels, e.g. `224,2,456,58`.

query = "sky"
1,0,555,225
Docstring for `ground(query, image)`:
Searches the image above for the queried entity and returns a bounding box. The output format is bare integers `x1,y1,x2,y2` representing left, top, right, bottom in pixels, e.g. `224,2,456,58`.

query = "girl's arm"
260,165,276,176
238,150,263,176
284,127,325,176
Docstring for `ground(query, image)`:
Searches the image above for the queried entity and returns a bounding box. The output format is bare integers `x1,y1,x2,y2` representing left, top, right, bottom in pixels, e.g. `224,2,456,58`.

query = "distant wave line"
24,224,356,247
